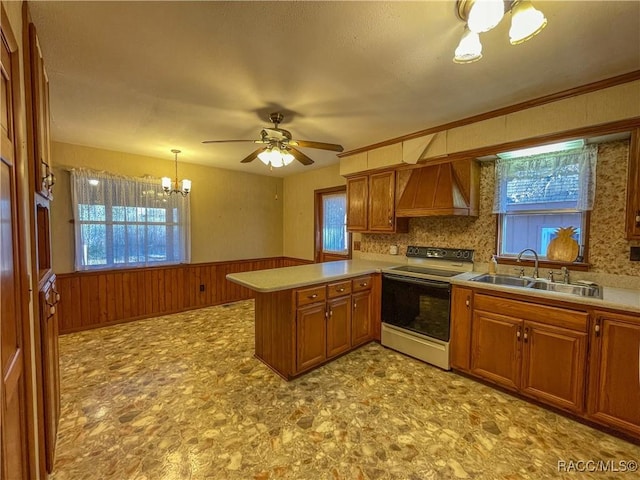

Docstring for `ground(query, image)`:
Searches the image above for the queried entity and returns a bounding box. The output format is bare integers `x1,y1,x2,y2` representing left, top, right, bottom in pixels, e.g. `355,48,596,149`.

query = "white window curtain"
493,145,597,214
71,168,191,271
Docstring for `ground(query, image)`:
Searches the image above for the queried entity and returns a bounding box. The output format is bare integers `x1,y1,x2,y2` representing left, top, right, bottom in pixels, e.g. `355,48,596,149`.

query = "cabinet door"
520,321,586,413
40,277,60,473
29,24,53,199
471,311,521,391
450,287,473,371
346,176,368,231
626,128,640,239
351,290,373,347
296,303,327,373
327,296,351,358
587,312,640,436
368,171,395,232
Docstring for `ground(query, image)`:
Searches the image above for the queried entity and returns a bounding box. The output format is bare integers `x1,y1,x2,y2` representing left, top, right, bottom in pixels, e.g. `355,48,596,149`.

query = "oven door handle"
383,273,451,289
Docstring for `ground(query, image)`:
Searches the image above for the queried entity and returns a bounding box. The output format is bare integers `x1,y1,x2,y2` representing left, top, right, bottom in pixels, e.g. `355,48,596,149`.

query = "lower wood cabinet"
451,286,640,440
39,274,60,472
587,311,640,437
296,302,328,372
469,293,588,414
255,274,379,380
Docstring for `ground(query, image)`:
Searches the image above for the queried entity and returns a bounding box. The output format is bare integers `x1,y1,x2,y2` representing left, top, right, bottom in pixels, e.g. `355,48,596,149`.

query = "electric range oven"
381,246,474,370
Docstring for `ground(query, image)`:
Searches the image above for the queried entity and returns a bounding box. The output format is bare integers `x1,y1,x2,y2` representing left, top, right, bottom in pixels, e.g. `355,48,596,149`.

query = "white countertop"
451,272,640,315
226,259,402,293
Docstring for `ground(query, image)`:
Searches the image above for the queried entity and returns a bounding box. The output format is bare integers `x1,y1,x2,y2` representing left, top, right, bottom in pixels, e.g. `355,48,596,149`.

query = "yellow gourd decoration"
547,227,579,262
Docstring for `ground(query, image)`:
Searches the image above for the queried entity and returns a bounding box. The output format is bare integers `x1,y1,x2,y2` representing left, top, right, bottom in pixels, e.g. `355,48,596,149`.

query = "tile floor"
52,300,639,479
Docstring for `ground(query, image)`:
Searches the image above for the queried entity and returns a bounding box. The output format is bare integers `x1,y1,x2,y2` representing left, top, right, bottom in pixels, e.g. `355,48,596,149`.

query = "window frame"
314,186,352,263
72,170,190,271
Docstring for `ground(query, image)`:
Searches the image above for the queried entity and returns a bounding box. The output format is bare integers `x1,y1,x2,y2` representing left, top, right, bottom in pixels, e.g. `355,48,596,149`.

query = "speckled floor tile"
52,300,639,479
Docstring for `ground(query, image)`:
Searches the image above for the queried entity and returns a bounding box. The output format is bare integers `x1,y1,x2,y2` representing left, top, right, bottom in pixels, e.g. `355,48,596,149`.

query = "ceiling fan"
202,112,344,168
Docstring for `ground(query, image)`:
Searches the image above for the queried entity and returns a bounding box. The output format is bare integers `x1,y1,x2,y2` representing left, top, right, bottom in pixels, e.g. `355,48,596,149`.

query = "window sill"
496,256,590,272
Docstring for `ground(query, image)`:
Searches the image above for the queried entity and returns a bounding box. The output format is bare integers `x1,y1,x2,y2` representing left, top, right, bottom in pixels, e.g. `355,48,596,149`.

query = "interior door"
1,25,30,479
315,186,351,262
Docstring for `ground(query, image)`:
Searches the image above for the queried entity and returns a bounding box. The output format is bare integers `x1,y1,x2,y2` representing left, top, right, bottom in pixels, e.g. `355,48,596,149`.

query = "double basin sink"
470,274,603,299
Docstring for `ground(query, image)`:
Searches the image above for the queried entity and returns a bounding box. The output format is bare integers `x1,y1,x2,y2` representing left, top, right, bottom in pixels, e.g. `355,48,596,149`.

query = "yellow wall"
50,142,284,273
282,163,346,261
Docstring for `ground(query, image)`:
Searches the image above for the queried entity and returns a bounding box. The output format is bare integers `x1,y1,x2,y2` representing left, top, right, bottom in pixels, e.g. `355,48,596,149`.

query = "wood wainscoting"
56,257,313,334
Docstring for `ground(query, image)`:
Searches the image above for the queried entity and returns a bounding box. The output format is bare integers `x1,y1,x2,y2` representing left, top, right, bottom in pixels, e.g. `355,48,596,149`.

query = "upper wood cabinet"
587,310,640,438
346,171,408,233
25,23,53,200
396,159,480,217
626,128,640,239
346,175,368,231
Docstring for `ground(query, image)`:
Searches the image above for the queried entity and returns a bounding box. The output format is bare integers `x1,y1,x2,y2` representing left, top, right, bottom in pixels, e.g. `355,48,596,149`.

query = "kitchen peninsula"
227,259,401,379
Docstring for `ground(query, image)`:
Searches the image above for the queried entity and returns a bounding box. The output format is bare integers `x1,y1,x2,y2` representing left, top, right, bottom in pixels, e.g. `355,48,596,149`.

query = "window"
322,192,348,255
71,169,190,270
314,187,350,262
493,143,597,260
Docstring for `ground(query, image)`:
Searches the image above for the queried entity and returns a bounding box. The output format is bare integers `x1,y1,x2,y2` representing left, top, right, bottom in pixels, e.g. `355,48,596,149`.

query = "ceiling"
29,1,640,177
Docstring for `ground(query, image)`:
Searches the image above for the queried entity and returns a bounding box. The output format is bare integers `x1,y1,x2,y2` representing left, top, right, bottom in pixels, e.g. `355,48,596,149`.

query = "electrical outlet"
199,284,205,292
630,246,640,261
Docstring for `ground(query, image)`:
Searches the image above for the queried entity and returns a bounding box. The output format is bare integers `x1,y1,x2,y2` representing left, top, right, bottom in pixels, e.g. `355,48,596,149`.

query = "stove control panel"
406,246,474,262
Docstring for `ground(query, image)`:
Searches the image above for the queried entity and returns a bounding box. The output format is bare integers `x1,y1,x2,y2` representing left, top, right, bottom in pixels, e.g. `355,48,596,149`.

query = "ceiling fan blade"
292,140,344,152
288,147,314,166
240,146,267,163
202,139,268,144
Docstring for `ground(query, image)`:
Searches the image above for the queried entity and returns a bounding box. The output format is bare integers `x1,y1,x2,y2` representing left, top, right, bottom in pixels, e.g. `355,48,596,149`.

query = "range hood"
395,159,479,217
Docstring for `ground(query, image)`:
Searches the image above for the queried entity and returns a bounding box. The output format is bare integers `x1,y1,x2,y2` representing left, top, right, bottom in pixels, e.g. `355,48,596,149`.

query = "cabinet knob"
360,282,367,287
636,210,640,226
337,288,345,293
516,327,521,341
49,305,56,315
595,320,601,337
353,301,357,309
388,216,393,226
55,293,61,302
523,327,529,343
308,294,318,299
465,296,470,308
329,309,333,317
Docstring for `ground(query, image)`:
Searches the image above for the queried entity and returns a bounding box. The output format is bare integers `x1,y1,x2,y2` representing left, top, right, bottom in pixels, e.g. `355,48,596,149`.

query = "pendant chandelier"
162,149,191,196
453,0,547,64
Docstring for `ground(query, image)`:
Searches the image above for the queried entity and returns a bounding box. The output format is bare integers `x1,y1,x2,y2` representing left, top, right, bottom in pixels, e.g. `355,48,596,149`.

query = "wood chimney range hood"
395,159,480,217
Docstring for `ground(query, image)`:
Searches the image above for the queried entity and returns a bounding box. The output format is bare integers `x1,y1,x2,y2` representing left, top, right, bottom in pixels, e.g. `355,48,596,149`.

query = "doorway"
314,186,351,263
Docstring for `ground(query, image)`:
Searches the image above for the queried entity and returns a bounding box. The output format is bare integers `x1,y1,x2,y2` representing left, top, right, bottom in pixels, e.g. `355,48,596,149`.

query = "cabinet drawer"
296,285,326,306
352,275,372,292
474,294,588,332
328,280,351,298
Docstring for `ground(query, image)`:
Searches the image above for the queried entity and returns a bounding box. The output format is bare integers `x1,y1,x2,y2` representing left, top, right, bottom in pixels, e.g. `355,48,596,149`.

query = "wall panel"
56,256,312,334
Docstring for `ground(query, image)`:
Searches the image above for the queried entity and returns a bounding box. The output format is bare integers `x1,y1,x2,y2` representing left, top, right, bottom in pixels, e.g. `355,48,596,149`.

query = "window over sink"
493,141,597,261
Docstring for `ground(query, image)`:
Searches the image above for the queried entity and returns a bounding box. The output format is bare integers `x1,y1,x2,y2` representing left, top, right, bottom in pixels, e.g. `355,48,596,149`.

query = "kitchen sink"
470,274,534,287
470,274,603,299
529,280,603,298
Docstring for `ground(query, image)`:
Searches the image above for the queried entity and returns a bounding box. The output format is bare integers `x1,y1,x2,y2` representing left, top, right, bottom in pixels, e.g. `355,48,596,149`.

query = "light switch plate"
630,246,640,261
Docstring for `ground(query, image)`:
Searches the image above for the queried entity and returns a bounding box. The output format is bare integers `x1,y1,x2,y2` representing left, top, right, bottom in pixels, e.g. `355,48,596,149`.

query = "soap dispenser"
489,255,498,275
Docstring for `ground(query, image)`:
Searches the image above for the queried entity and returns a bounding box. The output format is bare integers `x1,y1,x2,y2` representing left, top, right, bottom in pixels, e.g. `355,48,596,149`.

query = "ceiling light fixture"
162,149,191,196
257,145,295,169
454,0,547,63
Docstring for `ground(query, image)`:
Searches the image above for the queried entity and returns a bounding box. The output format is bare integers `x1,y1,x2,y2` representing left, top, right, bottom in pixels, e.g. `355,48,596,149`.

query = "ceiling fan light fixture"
453,27,483,64
459,0,506,33
509,0,547,45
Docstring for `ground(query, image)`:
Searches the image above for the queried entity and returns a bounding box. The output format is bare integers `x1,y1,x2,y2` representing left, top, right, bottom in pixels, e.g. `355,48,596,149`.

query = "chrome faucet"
516,248,539,279
561,266,570,284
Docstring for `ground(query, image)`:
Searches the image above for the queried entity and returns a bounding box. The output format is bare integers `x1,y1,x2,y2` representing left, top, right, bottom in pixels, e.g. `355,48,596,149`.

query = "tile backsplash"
361,140,640,278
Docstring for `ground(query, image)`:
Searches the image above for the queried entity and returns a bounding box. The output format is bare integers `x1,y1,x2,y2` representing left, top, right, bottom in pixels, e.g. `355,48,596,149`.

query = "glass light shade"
467,0,505,33
282,151,295,166
509,0,547,45
161,176,172,191
181,179,191,193
453,28,483,64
